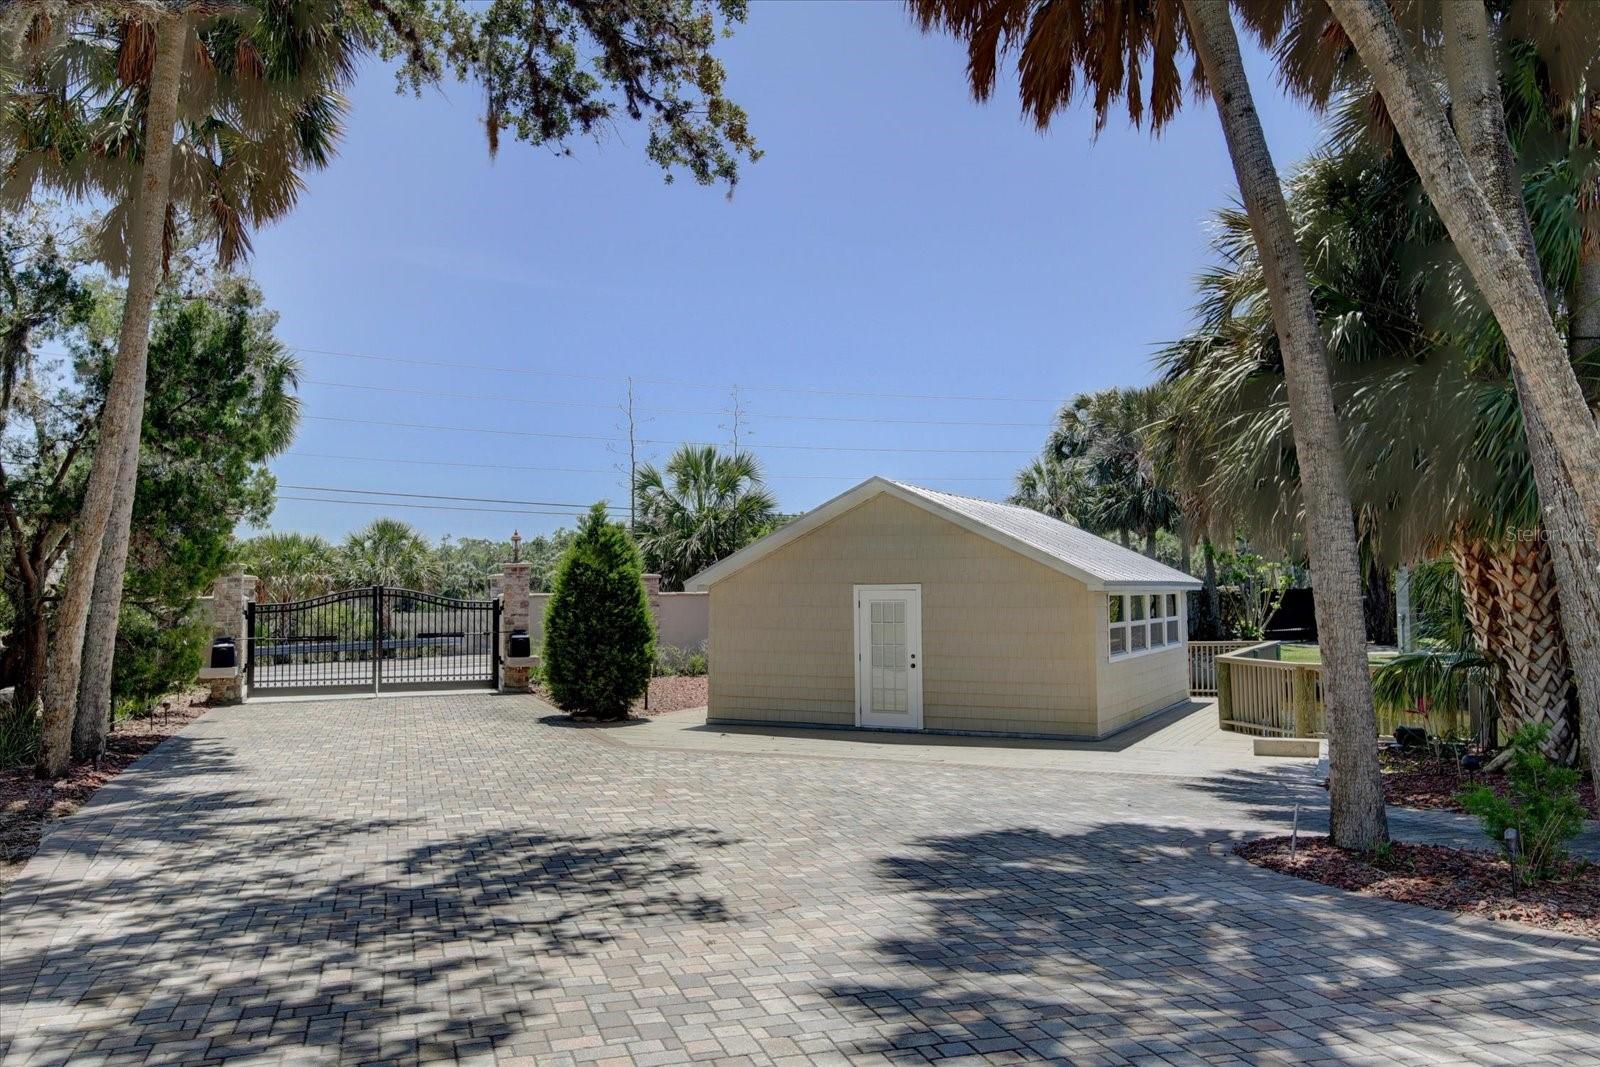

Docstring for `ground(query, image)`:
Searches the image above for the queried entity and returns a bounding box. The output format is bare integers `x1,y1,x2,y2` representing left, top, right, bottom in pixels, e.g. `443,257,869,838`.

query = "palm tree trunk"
1452,536,1513,747
1573,255,1600,363
1202,536,1221,639
1441,0,1599,777
73,443,139,762
1486,536,1578,762
1453,534,1578,760
1362,558,1396,647
1571,253,1600,780
35,13,185,778
1330,6,1600,763
1143,529,1157,558
1183,0,1388,848
9,601,48,727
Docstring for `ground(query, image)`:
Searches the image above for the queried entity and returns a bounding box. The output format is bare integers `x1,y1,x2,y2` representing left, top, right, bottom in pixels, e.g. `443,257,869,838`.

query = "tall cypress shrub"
542,503,655,719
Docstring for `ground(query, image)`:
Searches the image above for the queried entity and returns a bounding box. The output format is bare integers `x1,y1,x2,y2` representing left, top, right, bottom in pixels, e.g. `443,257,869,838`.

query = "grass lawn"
1279,642,1399,666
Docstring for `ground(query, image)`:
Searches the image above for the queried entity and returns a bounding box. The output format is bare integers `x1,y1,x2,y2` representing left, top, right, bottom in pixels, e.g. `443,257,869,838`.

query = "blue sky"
250,1,1321,542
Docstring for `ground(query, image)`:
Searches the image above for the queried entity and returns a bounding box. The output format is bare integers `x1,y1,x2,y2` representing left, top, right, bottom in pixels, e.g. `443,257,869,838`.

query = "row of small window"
1108,593,1181,657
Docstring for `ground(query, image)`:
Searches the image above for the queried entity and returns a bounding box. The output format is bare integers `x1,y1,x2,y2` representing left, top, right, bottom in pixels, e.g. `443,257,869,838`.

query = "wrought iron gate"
246,587,500,696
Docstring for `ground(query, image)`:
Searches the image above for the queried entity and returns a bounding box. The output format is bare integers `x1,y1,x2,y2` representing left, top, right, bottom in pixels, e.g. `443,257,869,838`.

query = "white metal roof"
686,476,1202,592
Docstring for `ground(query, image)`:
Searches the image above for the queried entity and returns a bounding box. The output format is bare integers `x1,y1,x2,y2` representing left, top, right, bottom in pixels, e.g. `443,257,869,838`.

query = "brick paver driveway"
4,695,1599,1066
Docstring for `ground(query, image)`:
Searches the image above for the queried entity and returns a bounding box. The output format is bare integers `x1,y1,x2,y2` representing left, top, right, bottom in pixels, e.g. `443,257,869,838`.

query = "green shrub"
1458,723,1586,884
0,697,40,770
111,604,208,720
654,643,708,677
542,504,655,720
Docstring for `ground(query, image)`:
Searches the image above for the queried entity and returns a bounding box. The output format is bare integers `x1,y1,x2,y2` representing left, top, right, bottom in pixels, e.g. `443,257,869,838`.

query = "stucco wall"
707,493,1107,736
526,584,709,653
655,593,709,650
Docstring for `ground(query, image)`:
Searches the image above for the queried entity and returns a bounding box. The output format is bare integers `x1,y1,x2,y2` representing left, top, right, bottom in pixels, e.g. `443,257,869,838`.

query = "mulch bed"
0,688,210,891
1239,835,1600,940
530,674,708,718
638,675,708,715
1379,748,1599,818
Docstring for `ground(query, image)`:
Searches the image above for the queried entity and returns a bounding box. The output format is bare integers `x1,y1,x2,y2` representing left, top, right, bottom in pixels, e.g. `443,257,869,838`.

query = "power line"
302,414,1036,455
283,451,1014,483
280,484,623,511
299,377,1047,429
287,451,618,476
290,343,1060,405
277,495,605,519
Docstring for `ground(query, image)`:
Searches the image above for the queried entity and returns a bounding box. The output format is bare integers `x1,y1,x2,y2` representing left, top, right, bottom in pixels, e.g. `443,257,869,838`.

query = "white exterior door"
855,585,923,730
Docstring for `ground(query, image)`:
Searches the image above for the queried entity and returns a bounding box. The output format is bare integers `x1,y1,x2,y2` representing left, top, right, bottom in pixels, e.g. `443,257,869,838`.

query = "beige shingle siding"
1091,595,1190,735
708,493,1103,735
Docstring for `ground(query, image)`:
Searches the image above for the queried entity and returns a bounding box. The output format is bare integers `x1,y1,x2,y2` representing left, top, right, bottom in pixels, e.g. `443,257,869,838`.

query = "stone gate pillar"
199,572,254,704
643,572,662,620
497,561,535,692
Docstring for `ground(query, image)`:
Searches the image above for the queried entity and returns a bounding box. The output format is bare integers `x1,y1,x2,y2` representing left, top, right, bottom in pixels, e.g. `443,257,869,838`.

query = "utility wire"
280,483,624,511
303,414,1036,455
287,451,618,476
276,495,605,519
284,451,1013,483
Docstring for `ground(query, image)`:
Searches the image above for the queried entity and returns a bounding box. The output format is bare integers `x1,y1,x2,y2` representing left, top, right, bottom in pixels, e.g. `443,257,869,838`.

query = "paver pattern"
4,694,1599,1065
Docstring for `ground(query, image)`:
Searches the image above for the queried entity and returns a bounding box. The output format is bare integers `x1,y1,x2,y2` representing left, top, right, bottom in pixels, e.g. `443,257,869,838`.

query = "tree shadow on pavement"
824,822,1600,1062
1,732,738,1065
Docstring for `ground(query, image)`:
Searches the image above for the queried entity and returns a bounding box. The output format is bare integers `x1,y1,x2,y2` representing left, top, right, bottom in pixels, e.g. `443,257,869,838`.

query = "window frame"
1106,589,1186,662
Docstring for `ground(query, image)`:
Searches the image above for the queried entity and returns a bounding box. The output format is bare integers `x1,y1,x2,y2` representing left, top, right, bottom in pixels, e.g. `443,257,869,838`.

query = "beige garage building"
686,477,1202,740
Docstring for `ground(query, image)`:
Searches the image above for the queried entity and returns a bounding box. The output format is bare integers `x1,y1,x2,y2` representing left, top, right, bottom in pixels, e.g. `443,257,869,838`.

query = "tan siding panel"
708,494,1100,735
1095,643,1190,735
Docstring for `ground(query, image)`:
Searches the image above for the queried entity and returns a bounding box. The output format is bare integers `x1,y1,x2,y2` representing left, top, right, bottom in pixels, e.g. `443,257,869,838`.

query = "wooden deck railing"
1214,641,1492,739
1188,640,1258,695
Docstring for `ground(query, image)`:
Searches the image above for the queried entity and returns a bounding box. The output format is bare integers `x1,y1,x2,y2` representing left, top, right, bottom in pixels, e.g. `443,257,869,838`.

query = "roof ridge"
896,480,1084,530
892,479,1033,512
689,476,1201,591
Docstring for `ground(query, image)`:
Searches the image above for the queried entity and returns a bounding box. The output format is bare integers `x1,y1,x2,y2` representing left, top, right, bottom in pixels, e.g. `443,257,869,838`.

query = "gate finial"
511,529,521,563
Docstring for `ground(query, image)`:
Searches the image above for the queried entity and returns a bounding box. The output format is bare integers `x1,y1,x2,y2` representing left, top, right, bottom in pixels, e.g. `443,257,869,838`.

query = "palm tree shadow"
2,730,739,1065
823,822,1600,1060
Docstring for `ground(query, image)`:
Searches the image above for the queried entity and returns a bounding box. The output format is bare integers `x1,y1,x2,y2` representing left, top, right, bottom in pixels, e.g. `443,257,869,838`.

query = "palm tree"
1047,387,1181,556
633,445,778,591
1321,0,1600,786
3,1,356,776
74,283,301,757
1008,456,1080,523
911,0,1388,847
338,519,441,592
235,532,338,604
1160,127,1596,762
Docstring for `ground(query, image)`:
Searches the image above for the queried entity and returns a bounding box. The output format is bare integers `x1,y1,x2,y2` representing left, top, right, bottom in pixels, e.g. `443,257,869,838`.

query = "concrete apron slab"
588,699,1324,782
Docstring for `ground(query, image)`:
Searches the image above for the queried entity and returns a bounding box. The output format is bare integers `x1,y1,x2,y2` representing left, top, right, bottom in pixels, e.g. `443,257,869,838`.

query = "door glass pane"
869,597,908,714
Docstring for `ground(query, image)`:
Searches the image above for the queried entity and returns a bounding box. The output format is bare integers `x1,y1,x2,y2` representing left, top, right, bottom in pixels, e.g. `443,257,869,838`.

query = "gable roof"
685,476,1202,592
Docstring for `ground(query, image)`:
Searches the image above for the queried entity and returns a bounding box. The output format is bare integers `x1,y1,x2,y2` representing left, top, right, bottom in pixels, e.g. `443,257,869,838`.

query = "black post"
372,586,383,696
245,601,256,694
492,596,502,690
